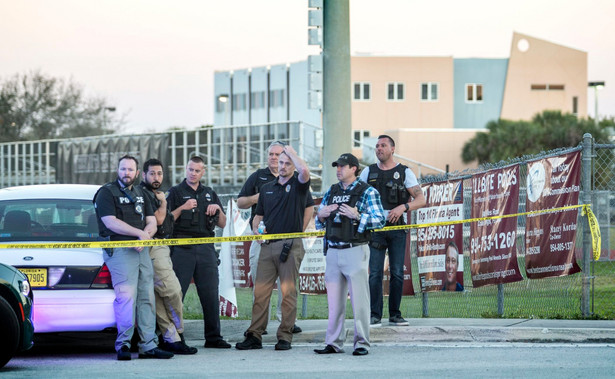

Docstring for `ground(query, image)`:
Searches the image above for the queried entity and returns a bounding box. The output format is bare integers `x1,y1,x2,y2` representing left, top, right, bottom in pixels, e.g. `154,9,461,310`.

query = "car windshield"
0,199,98,242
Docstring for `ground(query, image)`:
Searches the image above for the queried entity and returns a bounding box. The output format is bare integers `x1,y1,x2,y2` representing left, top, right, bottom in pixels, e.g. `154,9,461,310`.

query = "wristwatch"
404,203,410,212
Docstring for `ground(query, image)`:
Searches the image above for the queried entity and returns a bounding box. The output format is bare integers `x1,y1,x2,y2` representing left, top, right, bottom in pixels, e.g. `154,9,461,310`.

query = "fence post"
581,133,593,317
497,284,504,316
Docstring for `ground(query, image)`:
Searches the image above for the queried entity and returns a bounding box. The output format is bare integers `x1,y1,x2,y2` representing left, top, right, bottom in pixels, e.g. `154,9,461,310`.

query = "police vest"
94,182,147,238
325,181,371,244
173,184,218,237
140,184,174,239
366,164,410,211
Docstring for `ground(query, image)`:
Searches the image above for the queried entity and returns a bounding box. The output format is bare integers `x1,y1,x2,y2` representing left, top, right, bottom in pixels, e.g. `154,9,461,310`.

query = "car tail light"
91,264,112,288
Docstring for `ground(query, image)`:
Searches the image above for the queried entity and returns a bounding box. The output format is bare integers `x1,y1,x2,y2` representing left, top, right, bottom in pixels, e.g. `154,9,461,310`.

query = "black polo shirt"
238,167,277,225
255,174,312,235
167,179,224,235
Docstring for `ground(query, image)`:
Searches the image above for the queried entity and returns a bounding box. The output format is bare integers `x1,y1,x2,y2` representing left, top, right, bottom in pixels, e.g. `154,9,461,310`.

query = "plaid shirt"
316,178,386,239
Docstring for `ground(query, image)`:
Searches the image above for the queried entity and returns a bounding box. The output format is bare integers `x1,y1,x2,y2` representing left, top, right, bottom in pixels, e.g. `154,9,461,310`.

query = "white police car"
0,184,115,333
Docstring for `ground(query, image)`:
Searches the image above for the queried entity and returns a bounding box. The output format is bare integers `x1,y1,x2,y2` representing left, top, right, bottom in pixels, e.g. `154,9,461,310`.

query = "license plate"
19,268,47,287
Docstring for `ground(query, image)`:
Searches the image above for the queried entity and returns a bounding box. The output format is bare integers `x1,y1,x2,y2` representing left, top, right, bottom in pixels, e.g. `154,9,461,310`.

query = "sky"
1,0,614,134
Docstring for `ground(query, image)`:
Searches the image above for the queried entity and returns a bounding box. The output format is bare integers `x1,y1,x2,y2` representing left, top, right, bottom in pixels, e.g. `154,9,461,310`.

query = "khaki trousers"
149,245,184,343
247,238,304,343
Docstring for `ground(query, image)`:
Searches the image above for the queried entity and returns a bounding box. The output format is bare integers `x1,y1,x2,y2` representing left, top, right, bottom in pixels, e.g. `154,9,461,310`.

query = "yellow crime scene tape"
0,204,601,259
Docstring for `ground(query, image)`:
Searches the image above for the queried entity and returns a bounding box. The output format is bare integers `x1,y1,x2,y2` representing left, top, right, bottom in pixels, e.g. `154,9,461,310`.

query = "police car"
0,185,115,333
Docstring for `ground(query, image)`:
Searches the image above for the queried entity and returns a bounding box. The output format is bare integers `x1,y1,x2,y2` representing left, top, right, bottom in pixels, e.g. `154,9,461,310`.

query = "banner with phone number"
416,179,464,292
470,165,523,287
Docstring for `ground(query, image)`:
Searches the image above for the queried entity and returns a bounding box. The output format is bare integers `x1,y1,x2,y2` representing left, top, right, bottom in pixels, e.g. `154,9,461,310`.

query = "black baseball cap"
332,153,359,168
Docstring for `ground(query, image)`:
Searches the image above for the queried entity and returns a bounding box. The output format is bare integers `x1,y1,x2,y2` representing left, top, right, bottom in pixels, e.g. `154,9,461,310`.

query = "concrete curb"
184,319,615,345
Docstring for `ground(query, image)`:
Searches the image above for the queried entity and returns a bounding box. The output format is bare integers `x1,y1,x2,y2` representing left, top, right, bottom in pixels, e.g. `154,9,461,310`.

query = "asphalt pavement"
185,318,615,346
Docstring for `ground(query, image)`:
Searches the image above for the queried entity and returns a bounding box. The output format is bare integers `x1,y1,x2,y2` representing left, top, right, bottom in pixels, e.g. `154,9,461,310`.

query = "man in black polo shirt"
236,145,311,351
94,155,173,360
167,156,230,349
237,141,307,334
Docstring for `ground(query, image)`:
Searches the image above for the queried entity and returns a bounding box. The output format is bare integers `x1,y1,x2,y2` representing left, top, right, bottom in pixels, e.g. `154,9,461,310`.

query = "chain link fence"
216,134,614,320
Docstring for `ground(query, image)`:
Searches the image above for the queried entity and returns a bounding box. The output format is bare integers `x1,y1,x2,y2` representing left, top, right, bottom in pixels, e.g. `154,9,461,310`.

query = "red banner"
231,241,251,288
417,180,464,292
525,151,582,278
470,165,523,287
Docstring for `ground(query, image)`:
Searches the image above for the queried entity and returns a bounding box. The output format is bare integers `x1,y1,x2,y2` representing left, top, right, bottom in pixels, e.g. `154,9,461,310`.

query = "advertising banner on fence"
525,151,582,278
416,180,464,292
299,232,326,295
470,165,523,287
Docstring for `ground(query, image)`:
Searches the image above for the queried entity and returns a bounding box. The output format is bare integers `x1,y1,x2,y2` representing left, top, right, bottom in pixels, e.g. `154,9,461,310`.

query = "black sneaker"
370,317,382,327
389,315,409,326
138,347,174,359
291,324,302,333
160,341,198,355
204,339,231,349
235,333,262,350
117,345,131,361
274,340,291,350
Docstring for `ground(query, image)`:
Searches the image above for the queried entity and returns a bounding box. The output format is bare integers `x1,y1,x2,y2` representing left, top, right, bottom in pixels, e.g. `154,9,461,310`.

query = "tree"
0,71,121,142
462,110,612,165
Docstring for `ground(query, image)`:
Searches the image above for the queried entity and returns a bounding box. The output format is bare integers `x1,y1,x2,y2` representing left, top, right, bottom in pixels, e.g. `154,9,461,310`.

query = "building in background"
213,32,587,174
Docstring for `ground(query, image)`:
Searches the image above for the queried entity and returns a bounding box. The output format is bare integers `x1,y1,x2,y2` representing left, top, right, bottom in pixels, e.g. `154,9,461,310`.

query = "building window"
531,84,565,91
421,82,438,101
466,84,483,103
251,91,265,109
269,89,285,108
387,82,404,101
232,94,247,111
573,96,578,115
353,82,371,101
353,130,370,148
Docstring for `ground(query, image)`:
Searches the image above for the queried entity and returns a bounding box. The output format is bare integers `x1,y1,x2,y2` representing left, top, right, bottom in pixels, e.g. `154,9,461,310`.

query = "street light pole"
588,81,605,126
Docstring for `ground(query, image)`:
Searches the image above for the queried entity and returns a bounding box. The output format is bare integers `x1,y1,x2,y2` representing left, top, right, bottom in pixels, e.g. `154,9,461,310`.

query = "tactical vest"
140,184,174,239
173,184,218,237
325,181,371,244
94,182,146,238
366,164,410,211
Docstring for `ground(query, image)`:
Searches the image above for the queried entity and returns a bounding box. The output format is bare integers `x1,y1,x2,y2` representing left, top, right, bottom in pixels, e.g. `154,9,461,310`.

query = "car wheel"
0,296,20,369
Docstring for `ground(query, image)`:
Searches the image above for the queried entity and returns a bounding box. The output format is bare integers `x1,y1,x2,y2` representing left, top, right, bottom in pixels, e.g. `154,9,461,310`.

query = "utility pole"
322,0,351,189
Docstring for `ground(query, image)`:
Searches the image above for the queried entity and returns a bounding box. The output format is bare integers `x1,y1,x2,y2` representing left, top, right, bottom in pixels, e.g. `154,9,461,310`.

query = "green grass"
183,259,615,320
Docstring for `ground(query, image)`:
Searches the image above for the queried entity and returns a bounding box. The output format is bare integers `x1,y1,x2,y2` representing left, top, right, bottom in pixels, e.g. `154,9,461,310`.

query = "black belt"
263,239,284,245
328,242,368,250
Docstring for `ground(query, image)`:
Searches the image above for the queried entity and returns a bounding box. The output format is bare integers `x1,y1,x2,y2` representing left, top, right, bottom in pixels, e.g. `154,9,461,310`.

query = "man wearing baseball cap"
314,153,385,356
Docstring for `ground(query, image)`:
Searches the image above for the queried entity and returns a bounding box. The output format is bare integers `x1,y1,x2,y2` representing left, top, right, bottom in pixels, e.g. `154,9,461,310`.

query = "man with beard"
236,145,310,351
167,156,230,349
359,135,426,327
237,141,310,334
94,155,173,360
442,242,464,292
139,158,197,354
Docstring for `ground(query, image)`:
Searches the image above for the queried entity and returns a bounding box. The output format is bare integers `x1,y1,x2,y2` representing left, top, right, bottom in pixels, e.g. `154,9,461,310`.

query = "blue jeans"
369,229,407,320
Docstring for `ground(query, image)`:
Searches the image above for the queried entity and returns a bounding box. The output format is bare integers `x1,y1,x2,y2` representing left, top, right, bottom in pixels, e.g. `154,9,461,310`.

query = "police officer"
314,153,385,356
167,156,231,349
236,145,310,351
94,155,173,360
359,135,426,327
139,158,197,354
237,141,308,334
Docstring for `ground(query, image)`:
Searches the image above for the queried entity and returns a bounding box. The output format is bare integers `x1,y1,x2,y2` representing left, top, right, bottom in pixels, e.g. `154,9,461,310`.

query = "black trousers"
171,243,222,342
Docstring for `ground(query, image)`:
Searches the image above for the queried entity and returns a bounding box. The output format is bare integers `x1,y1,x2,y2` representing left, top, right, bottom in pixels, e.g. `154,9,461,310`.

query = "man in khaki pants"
140,158,197,355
